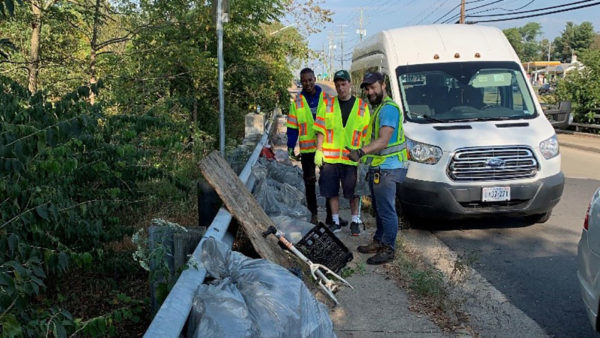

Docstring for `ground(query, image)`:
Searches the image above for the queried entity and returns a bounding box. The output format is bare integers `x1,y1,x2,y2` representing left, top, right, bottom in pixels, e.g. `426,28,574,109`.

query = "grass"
340,262,366,278
387,237,472,333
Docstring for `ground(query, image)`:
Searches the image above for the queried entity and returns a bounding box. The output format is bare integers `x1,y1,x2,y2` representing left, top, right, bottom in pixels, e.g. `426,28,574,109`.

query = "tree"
503,22,541,62
553,21,595,62
591,33,600,51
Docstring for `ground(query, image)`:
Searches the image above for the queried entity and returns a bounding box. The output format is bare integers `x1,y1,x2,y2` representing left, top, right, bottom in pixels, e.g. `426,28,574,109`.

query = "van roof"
352,24,519,66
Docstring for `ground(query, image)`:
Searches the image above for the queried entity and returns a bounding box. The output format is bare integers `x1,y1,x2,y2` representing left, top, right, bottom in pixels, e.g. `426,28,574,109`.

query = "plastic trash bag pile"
188,238,336,338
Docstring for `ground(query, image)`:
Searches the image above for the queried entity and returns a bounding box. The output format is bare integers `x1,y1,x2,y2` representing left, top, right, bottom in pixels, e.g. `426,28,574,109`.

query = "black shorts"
318,163,357,199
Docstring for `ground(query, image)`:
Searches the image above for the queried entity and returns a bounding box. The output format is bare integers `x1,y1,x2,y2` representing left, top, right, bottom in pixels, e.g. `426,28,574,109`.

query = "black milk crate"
296,223,353,273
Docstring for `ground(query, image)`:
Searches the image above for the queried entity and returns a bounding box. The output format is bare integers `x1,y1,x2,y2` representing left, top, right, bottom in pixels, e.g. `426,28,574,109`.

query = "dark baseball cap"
360,72,384,88
333,70,351,82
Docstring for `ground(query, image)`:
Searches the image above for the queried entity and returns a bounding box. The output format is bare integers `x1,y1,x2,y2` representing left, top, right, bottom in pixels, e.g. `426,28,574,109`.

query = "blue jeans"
369,168,407,249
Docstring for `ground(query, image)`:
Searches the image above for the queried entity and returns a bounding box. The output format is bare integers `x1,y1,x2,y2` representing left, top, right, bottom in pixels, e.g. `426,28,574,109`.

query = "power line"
416,0,453,25
469,0,600,23
432,0,488,24
467,0,592,17
442,0,505,23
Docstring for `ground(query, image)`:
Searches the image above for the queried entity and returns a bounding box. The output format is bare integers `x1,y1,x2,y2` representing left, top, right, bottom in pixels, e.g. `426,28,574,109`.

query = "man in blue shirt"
347,72,408,264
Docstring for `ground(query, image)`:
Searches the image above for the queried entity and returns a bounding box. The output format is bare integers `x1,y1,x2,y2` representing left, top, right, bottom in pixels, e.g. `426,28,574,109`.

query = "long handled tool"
262,226,353,304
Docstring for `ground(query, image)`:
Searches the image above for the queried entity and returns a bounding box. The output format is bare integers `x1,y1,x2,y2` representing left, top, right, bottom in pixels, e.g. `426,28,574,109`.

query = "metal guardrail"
571,111,600,131
144,116,275,338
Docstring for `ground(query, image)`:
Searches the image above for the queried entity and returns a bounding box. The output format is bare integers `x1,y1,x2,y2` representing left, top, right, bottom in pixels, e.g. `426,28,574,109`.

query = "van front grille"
448,146,538,181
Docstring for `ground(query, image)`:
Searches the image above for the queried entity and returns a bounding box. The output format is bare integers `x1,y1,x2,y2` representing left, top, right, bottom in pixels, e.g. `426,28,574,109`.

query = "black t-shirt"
338,96,356,127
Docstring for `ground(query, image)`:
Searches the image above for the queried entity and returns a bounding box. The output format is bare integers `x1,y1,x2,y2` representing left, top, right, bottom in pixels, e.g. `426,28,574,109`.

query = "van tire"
526,210,552,224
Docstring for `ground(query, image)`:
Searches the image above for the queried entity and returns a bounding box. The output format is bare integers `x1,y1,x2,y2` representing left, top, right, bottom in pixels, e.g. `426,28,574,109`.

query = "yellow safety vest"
286,92,329,153
363,96,408,167
314,97,370,166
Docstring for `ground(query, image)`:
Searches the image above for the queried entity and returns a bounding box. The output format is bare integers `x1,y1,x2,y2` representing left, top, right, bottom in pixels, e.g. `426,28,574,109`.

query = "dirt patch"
385,237,476,336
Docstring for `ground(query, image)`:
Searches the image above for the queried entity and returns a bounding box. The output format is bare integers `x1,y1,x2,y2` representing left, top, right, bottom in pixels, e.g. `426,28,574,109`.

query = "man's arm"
361,126,394,155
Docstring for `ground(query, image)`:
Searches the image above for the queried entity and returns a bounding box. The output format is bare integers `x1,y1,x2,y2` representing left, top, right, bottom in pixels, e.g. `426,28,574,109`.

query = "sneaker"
329,223,341,233
366,246,395,265
357,239,382,254
326,217,348,227
350,222,360,236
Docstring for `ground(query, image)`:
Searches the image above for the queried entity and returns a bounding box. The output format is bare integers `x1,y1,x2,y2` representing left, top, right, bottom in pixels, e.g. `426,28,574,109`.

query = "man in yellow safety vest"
287,68,339,225
314,70,370,236
347,71,409,265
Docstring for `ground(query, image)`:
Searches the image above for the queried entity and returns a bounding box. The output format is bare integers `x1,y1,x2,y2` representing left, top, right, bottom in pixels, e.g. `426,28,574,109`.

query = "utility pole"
546,43,551,83
338,24,347,69
216,0,226,156
356,8,366,41
328,32,336,80
459,0,466,24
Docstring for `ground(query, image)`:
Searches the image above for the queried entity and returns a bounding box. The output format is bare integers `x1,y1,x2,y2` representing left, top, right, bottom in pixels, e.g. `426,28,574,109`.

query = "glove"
346,147,365,162
288,148,300,161
314,150,324,167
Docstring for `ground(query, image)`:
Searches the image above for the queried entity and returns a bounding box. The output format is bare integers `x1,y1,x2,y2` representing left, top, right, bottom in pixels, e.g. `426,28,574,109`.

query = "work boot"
350,222,360,236
357,239,382,254
310,213,318,225
366,245,395,265
326,216,348,227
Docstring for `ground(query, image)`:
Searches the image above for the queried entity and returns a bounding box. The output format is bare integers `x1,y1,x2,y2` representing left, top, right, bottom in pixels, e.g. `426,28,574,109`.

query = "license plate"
482,186,510,202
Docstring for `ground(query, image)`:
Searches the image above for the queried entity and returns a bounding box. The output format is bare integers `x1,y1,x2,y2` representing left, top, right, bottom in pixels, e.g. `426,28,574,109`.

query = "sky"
297,0,600,75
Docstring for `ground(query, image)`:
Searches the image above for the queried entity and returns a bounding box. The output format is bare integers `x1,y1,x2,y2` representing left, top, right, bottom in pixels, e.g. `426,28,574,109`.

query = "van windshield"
396,61,538,123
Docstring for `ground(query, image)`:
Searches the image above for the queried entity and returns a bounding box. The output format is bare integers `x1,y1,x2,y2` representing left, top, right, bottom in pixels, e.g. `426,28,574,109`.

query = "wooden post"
460,0,466,24
199,151,289,266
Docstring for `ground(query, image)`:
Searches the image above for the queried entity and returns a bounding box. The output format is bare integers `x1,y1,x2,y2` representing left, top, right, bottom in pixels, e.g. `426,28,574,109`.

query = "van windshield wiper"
415,114,445,123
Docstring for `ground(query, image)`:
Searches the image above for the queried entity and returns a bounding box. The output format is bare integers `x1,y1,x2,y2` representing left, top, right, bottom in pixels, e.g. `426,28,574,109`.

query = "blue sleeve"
287,128,299,149
379,105,399,129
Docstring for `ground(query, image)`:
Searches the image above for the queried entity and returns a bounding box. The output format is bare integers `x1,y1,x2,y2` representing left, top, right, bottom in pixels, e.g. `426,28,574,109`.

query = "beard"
368,90,384,106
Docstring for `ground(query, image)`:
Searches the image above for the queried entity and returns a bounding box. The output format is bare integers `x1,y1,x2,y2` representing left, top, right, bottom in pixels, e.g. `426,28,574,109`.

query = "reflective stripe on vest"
326,129,334,143
299,139,316,151
351,130,361,147
295,95,304,109
287,114,298,127
323,148,350,160
379,142,406,156
314,116,326,131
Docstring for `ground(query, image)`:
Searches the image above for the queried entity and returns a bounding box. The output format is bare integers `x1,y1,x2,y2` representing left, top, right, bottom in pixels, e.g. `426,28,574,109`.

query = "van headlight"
407,138,443,165
539,135,559,159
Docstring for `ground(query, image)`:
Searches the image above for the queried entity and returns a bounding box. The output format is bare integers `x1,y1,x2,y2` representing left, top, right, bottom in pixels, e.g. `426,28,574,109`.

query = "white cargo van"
350,25,564,222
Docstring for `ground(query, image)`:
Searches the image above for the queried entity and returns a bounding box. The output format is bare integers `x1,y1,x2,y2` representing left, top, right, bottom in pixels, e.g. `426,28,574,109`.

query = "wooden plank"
198,150,288,266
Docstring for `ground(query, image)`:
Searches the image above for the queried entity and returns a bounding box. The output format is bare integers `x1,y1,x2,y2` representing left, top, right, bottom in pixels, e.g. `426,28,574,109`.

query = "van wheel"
526,210,552,224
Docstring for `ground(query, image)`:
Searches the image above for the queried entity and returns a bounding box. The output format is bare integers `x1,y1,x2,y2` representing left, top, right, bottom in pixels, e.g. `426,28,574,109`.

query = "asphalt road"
431,142,600,337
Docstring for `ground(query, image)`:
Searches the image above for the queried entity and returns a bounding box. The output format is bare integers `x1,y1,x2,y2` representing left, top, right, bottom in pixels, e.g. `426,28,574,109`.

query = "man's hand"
314,150,324,167
288,148,300,161
346,147,365,162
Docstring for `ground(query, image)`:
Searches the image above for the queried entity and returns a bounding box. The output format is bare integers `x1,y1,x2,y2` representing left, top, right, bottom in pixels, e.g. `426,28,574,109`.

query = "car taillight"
584,204,591,230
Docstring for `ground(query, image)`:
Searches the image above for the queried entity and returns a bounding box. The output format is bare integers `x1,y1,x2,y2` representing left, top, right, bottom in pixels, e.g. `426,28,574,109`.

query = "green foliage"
503,22,541,62
553,21,595,62
0,76,195,335
0,0,332,334
556,49,600,123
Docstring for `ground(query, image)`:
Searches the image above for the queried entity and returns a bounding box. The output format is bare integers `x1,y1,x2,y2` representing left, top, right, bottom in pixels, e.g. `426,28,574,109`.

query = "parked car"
538,83,555,95
577,187,600,331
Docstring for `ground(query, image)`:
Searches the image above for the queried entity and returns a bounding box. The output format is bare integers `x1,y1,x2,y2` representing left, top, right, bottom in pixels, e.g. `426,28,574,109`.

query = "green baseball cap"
333,70,351,82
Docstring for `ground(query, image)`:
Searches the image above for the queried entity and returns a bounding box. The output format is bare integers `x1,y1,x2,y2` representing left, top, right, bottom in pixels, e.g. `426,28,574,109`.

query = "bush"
556,49,600,124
